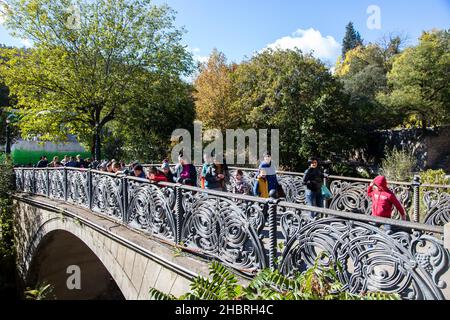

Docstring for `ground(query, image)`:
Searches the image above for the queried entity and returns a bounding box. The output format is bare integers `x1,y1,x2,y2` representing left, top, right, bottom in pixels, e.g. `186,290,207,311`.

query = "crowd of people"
34,152,406,220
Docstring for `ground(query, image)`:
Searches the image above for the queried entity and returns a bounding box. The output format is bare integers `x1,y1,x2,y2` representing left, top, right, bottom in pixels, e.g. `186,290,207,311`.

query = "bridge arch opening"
27,230,125,300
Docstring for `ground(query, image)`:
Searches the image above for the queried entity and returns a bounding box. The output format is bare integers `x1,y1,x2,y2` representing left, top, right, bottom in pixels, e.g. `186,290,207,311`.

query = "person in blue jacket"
258,152,278,196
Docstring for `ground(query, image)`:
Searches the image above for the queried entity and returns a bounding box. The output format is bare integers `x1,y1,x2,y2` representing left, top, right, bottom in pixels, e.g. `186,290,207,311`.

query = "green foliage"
417,169,449,222
377,30,450,129
24,283,54,300
334,40,404,154
380,147,416,182
0,156,16,298
0,0,194,160
341,22,364,58
231,49,356,170
420,169,449,186
150,255,399,300
111,80,195,162
330,163,356,177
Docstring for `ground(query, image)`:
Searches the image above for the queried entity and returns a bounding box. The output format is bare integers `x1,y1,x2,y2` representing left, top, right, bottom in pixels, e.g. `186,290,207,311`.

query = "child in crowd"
233,169,251,195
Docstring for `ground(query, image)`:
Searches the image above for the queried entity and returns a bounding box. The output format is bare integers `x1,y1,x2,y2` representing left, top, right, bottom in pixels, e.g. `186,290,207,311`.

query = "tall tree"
334,42,402,134
377,29,450,129
342,22,363,58
193,49,239,131
0,0,193,160
0,45,18,147
233,49,355,170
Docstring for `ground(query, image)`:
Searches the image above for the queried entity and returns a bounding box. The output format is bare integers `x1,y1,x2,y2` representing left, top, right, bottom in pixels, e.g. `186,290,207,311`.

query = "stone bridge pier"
13,194,215,300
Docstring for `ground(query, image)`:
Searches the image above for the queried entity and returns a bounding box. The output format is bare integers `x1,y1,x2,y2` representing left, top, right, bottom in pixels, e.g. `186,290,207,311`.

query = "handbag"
321,185,332,199
276,184,286,198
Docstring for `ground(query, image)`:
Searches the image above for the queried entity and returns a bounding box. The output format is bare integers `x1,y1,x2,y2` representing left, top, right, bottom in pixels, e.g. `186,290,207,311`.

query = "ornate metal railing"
14,167,450,300
145,164,450,226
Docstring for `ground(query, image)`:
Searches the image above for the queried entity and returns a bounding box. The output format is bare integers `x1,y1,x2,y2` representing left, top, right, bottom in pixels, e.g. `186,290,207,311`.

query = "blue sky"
1,0,449,66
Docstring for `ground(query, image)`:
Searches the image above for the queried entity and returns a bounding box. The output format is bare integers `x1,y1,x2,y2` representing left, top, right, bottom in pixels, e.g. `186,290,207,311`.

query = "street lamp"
5,116,11,154
4,113,16,155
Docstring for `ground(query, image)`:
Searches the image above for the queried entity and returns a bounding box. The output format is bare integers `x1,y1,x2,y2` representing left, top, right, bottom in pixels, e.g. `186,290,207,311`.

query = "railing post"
87,169,93,210
323,169,329,209
122,176,128,224
46,168,50,197
174,184,183,245
32,168,36,194
268,190,279,269
63,167,68,201
21,168,24,191
445,223,450,250
412,175,421,223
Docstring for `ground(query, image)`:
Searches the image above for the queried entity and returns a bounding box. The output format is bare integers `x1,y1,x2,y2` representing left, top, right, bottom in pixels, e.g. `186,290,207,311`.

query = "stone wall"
369,126,450,172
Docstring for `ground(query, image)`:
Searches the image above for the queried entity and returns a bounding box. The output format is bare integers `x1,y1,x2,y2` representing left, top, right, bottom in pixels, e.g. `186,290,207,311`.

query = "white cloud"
20,38,32,47
264,28,341,63
188,47,209,64
194,55,209,64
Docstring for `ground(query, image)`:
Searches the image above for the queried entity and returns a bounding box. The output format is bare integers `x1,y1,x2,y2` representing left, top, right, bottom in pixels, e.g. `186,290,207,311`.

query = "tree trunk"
421,115,427,132
94,125,101,161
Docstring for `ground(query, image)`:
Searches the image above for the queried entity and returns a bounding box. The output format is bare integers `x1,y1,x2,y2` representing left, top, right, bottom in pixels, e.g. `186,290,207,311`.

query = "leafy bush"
379,147,416,182
149,256,399,300
0,156,16,298
420,169,449,186
418,169,449,222
330,163,356,177
24,283,54,300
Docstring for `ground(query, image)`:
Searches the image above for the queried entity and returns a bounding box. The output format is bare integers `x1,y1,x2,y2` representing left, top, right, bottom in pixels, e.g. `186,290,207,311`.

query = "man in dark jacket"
204,162,224,191
36,156,48,168
303,157,325,217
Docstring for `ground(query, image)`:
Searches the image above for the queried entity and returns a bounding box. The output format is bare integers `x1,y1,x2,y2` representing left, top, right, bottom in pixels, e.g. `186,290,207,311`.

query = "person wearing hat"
160,159,174,182
258,152,279,196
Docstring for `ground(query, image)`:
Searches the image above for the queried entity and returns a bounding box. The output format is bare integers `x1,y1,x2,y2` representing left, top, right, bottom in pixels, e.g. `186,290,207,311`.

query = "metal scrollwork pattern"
390,184,413,218
34,170,48,196
48,170,64,200
15,169,24,191
277,175,306,203
67,170,88,208
423,190,450,226
23,169,34,193
234,199,267,237
181,191,267,273
127,180,176,241
91,173,123,220
23,170,34,193
279,207,450,300
329,180,371,214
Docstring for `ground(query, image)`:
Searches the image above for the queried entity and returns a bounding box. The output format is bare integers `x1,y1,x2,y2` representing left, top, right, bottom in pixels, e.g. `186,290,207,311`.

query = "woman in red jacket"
147,166,169,183
367,176,407,222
